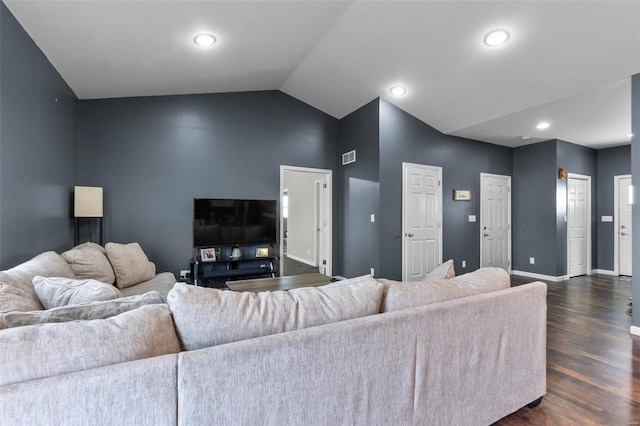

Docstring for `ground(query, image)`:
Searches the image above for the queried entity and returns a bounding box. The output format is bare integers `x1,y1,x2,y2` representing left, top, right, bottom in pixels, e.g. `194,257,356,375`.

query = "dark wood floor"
494,274,640,425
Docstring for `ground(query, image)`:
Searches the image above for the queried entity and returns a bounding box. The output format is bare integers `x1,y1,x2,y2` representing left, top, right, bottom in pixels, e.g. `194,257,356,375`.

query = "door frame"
479,173,512,273
279,165,333,276
401,162,443,282
566,173,592,277
614,174,632,276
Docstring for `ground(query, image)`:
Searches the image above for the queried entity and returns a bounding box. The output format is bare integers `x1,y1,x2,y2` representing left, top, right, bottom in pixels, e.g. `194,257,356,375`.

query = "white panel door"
619,177,632,276
402,163,442,281
481,174,511,271
568,177,588,277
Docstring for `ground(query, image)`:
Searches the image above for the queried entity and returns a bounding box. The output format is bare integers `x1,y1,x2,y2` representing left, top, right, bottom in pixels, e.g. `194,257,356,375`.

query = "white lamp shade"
74,186,103,217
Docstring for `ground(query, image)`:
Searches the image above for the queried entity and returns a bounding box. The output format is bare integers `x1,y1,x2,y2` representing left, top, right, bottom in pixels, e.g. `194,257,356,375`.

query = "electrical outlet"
370,268,375,276
179,270,189,280
462,260,466,268
530,257,535,265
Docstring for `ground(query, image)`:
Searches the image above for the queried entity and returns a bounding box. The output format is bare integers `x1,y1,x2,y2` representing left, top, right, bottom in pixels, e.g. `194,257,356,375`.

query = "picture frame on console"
200,248,216,262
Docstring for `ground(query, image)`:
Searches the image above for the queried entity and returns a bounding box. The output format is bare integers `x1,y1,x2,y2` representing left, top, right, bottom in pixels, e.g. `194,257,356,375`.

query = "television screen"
193,199,277,247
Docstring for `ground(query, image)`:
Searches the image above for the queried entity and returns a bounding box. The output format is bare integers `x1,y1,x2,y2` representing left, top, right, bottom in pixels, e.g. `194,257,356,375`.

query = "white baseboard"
511,270,569,282
285,253,317,267
630,326,640,337
592,269,617,276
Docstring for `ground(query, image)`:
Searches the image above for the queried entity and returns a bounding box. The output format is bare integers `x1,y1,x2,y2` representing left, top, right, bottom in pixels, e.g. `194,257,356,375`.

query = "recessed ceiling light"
627,133,634,138
390,86,407,96
484,29,510,46
536,122,550,130
193,34,216,47
521,136,531,140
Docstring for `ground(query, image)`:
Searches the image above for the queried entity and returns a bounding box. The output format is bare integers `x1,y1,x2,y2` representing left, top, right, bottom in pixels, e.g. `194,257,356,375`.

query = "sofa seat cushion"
379,267,510,313
168,275,384,351
32,276,123,309
119,272,176,299
0,252,76,329
0,304,181,386
105,243,156,289
61,245,115,284
2,291,165,328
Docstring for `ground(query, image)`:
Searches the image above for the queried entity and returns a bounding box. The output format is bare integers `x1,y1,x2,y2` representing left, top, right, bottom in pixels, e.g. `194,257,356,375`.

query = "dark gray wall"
378,99,513,280
512,140,558,275
337,99,379,277
77,91,338,275
597,145,631,271
632,73,640,327
0,2,3,266
0,3,77,268
556,139,597,276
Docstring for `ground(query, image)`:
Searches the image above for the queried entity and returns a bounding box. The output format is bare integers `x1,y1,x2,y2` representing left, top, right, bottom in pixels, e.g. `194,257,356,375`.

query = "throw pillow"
33,276,123,309
2,291,164,328
105,242,156,289
0,305,181,387
74,242,107,254
61,246,116,284
167,275,384,351
422,259,455,281
379,267,511,313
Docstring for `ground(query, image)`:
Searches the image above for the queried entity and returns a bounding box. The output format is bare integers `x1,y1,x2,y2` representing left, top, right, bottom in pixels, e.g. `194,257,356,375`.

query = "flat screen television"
193,199,277,247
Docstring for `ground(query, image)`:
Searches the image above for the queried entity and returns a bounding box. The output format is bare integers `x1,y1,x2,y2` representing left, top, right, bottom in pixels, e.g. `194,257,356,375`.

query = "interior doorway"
280,166,332,277
567,173,591,277
615,175,632,276
480,173,511,272
401,162,442,281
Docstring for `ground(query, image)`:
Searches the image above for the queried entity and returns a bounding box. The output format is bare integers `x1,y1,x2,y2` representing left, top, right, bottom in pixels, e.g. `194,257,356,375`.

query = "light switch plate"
468,215,476,222
370,214,375,223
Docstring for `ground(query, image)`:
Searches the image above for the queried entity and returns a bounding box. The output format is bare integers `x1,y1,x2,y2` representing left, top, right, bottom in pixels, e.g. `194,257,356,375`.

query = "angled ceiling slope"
4,0,639,148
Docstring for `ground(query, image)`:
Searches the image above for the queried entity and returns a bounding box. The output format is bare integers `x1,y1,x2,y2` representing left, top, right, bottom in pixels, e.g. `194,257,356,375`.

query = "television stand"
191,255,278,289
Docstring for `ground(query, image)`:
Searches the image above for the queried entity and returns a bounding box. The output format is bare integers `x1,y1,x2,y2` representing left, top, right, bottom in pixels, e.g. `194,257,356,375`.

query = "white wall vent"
342,150,356,165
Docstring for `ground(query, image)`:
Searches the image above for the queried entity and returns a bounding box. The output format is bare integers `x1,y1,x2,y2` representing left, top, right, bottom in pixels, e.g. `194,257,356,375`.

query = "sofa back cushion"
0,252,76,329
379,267,510,313
61,245,115,284
33,276,123,309
105,243,156,289
168,275,384,351
0,304,181,386
2,291,165,328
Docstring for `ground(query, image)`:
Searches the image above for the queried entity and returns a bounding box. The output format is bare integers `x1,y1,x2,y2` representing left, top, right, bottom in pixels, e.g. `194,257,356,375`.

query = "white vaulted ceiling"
4,0,639,148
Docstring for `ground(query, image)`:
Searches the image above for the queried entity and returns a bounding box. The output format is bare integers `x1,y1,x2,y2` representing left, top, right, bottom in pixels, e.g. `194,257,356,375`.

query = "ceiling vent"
342,150,356,165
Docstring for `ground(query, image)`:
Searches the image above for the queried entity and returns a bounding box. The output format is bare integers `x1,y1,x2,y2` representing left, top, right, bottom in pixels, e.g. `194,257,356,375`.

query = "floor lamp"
74,186,103,246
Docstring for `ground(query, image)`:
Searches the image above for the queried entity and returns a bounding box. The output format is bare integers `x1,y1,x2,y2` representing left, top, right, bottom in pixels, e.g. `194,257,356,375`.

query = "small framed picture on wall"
200,248,216,262
453,190,472,201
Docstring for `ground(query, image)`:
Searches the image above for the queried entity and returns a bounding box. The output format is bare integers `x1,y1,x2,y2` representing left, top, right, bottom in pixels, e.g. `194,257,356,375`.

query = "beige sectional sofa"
0,245,176,329
0,264,546,425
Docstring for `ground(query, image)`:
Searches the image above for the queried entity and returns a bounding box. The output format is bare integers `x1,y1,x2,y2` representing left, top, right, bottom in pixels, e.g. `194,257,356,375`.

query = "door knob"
483,233,489,237
405,233,414,237
621,232,628,236
621,225,627,229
